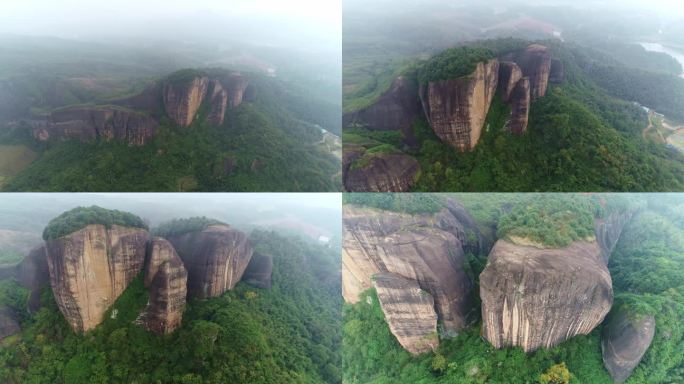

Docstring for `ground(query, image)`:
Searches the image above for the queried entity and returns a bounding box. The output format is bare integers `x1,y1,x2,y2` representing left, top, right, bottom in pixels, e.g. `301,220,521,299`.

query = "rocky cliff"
498,61,523,102
141,238,187,334
168,225,253,299
15,245,49,313
342,205,475,336
480,239,613,352
225,74,249,108
550,58,565,84
31,106,158,146
372,272,439,355
508,44,551,100
504,77,530,134
344,76,421,140
420,59,499,151
207,80,229,126
0,306,20,340
602,308,655,383
595,211,634,264
242,253,273,289
163,76,209,127
343,147,420,192
46,224,149,332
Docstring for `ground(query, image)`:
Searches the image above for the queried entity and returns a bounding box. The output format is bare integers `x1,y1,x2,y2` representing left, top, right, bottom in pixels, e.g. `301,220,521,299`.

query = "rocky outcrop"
480,239,613,352
141,238,187,334
342,205,474,334
242,253,273,289
509,44,551,99
344,76,421,139
0,306,20,340
420,59,499,151
550,58,565,84
207,80,228,126
225,74,249,108
373,272,439,355
504,77,530,134
602,308,655,383
498,62,523,102
343,148,420,192
594,212,633,264
46,224,149,332
15,245,49,313
168,225,253,299
31,107,158,146
163,76,209,127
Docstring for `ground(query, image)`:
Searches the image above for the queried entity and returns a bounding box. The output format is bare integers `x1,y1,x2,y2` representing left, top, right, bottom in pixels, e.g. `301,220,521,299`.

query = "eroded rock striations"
32,107,158,146
163,76,209,127
141,238,187,334
508,44,552,100
15,245,50,313
550,58,565,84
602,308,655,383
498,61,523,102
594,211,634,264
480,239,613,352
0,306,20,340
225,74,249,108
504,77,530,134
420,59,499,151
343,148,420,192
373,272,439,355
207,80,229,126
46,224,149,332
343,204,476,343
242,252,273,289
168,225,253,299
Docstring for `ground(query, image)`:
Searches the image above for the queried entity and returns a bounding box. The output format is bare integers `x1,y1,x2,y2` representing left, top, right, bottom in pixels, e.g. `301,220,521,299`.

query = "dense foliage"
0,230,341,384
342,193,443,214
42,206,147,240
419,47,495,83
153,217,226,238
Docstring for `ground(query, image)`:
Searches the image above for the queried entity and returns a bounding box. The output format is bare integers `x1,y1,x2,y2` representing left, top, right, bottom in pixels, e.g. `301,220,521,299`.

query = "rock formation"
344,76,421,138
342,205,474,335
420,59,499,151
46,224,149,332
550,58,565,84
602,308,655,383
480,239,613,352
242,253,273,289
207,80,228,126
225,74,249,108
343,147,420,192
498,61,523,102
594,211,633,264
509,44,551,99
0,306,20,340
163,76,209,127
15,245,49,312
168,225,253,299
504,77,530,134
373,272,439,355
141,238,187,334
31,106,158,146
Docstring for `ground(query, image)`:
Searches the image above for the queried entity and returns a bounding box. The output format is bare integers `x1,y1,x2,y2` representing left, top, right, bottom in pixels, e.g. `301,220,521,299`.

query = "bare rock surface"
505,77,530,134
163,76,209,127
207,80,229,126
498,61,523,102
594,212,633,264
510,44,551,99
602,308,656,383
242,252,273,289
343,151,420,192
15,245,49,312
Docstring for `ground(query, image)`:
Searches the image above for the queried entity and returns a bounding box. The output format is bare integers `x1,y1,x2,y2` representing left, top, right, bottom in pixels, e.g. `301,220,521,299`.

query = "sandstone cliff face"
163,76,209,127
15,245,49,313
594,212,633,264
344,76,421,138
141,238,187,334
602,308,655,383
373,272,439,355
168,225,253,299
0,306,20,340
511,44,551,100
420,59,499,151
343,205,474,334
226,74,249,108
498,61,523,102
207,80,229,126
32,107,158,146
343,150,420,192
242,253,273,289
46,224,149,332
480,239,613,352
504,77,530,134
550,58,565,84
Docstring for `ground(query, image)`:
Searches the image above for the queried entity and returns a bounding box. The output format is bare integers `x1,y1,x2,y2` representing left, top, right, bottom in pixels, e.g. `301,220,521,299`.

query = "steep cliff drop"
46,224,149,332
504,77,531,134
498,61,523,102
225,73,249,108
163,75,209,127
242,252,273,289
168,225,253,299
343,204,478,352
15,245,49,313
140,238,188,334
602,307,656,383
420,59,499,151
509,44,552,100
207,80,229,126
480,239,613,352
343,146,420,192
594,211,634,264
